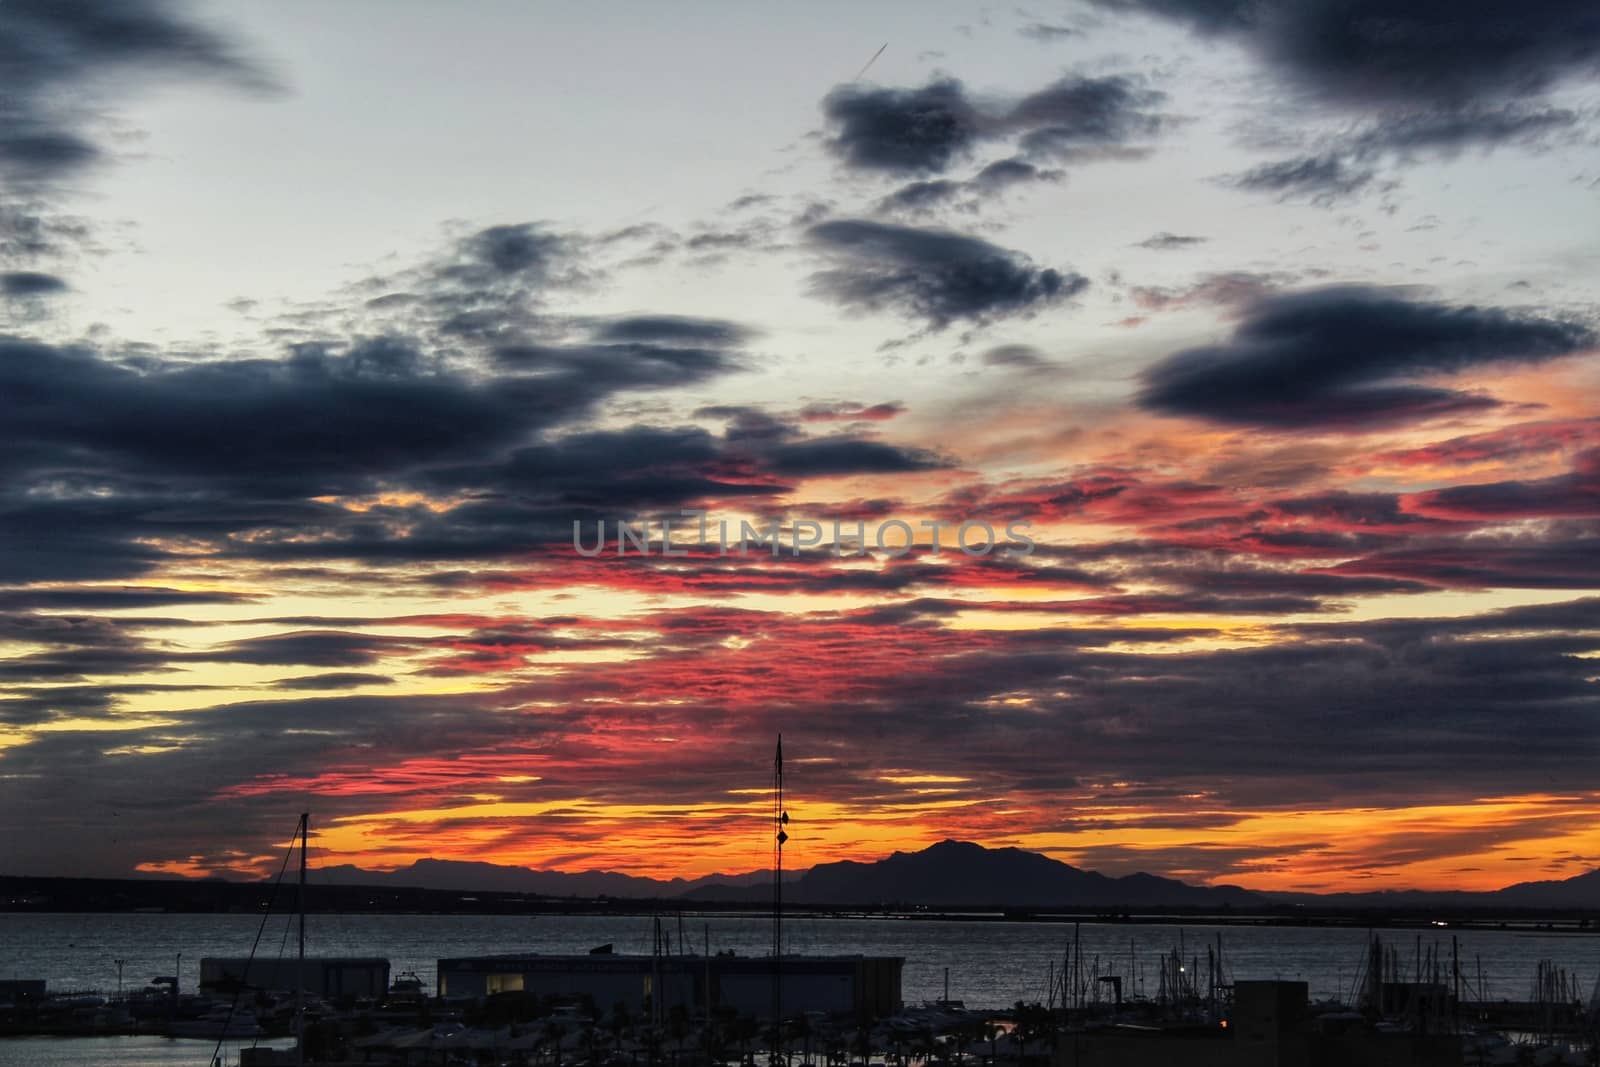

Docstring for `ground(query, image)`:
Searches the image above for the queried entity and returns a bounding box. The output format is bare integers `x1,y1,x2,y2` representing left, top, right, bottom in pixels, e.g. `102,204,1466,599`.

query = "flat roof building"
436,953,902,1022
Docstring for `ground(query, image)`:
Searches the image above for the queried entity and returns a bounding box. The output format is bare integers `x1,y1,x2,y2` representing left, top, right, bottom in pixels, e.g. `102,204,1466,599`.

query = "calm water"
4,912,1598,1065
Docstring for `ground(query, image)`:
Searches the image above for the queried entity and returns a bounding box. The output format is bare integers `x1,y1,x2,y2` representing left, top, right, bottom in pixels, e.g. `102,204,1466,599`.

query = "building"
436,952,903,1021
199,957,391,999
1053,982,1463,1067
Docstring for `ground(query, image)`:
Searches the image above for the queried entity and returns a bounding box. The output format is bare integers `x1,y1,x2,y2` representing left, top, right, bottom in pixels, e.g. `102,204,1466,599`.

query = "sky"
1,0,1598,895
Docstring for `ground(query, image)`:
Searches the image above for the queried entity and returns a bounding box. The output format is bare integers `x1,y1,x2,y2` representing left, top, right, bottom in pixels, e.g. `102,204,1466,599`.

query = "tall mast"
771,736,787,1053
297,811,308,1067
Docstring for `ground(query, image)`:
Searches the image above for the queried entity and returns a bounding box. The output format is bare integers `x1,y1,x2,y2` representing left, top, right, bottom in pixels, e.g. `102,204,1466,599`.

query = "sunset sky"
2,0,1599,895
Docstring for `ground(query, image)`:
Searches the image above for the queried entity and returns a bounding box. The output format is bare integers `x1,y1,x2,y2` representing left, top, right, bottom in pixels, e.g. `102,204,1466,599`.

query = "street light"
114,958,125,999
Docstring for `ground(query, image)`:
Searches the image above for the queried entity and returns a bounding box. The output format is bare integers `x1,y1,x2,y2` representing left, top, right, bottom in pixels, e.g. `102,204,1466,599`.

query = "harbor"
4,920,1597,1066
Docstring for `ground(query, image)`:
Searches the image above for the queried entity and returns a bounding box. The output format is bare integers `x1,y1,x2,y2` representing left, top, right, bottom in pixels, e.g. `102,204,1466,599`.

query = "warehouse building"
436,952,902,1021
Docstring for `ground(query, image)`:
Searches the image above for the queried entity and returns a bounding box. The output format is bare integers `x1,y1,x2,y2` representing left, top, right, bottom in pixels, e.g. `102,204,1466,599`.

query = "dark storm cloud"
1093,0,1600,199
763,437,949,477
821,75,1168,175
425,425,785,510
200,630,410,667
0,586,253,611
0,0,270,184
1,270,67,296
0,297,760,581
821,79,981,174
590,315,755,347
0,497,173,583
0,338,559,495
0,324,744,496
807,219,1088,331
1138,286,1597,429
1088,0,1600,112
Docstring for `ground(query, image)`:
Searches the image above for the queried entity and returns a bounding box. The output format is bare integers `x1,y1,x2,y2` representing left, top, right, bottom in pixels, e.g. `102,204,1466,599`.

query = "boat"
168,1003,265,1038
388,970,426,1001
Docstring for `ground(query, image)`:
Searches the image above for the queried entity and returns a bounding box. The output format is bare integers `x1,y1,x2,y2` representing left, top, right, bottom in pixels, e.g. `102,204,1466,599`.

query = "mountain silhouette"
309,841,1598,911
690,839,1263,907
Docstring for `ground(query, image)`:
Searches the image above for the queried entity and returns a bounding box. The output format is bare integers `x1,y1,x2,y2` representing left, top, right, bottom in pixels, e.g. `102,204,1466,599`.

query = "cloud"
1327,523,1600,589
1129,271,1287,313
981,343,1056,372
820,79,983,174
763,437,949,477
1138,286,1596,429
1405,450,1600,520
2,270,67,296
201,630,410,667
1089,0,1600,112
1135,232,1208,250
1093,0,1600,200
273,673,395,691
798,401,906,422
821,75,1169,176
0,0,271,186
590,315,757,347
875,159,1064,217
1226,154,1377,203
1009,76,1170,160
1019,23,1082,43
807,219,1088,332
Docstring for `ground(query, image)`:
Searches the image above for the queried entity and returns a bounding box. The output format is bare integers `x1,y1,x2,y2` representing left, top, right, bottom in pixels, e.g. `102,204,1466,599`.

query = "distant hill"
314,857,789,899
1263,868,1600,910
686,840,1265,909
11,841,1595,914
1492,868,1600,909
311,841,1260,908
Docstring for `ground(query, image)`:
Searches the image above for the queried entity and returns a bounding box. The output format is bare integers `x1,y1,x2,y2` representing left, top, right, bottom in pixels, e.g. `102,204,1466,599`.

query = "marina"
4,913,1598,1065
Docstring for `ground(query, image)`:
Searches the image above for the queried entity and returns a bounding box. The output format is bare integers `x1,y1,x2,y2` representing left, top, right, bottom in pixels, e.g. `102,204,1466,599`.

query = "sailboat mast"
297,811,308,1067
772,735,787,1055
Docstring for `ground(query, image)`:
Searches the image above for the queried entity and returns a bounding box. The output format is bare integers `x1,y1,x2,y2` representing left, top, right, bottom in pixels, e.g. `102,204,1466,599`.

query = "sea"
3,911,1598,1065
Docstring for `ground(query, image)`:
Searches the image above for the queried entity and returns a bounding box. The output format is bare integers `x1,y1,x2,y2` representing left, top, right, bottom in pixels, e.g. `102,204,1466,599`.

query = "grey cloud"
1138,286,1596,428
807,219,1088,331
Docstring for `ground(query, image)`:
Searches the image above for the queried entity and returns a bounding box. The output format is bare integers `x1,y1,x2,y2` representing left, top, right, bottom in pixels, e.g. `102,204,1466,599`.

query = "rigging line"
208,817,301,1067
252,905,297,1051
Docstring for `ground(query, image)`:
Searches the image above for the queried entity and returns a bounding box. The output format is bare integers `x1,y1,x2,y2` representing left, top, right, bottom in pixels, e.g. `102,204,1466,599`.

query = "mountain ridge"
307,841,1598,909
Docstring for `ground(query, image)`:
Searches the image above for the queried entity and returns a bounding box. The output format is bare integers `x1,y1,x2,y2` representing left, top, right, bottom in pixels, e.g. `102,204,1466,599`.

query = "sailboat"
211,812,310,1067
